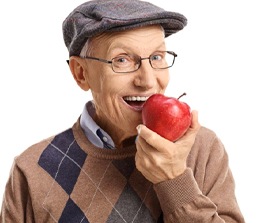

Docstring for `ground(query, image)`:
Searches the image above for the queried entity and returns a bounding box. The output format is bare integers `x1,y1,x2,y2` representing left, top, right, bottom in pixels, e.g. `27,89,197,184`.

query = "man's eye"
112,55,133,69
150,54,163,61
113,55,132,64
115,57,128,63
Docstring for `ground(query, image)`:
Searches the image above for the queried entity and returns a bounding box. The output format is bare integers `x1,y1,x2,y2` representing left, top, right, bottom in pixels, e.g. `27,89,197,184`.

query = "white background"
1,0,278,222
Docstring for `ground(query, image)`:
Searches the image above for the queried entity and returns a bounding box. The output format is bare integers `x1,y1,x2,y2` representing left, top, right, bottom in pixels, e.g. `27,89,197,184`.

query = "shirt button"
103,137,108,142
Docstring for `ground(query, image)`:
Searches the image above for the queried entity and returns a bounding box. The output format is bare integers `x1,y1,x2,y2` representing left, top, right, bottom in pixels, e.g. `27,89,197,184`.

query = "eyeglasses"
81,51,177,73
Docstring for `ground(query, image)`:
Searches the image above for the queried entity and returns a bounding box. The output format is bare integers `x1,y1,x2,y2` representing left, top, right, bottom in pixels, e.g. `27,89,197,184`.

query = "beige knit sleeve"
0,159,35,223
154,128,245,223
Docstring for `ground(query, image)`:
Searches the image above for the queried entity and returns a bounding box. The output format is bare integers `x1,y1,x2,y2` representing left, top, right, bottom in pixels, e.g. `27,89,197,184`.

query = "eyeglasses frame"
77,50,177,73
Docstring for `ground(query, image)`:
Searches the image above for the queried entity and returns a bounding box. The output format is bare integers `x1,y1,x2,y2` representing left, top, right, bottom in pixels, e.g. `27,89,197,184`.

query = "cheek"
93,91,120,125
101,75,128,95
92,75,127,111
85,72,102,93
86,65,112,93
158,72,170,91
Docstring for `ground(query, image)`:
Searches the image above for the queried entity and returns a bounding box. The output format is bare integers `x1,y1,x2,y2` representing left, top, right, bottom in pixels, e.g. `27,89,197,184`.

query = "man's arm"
135,112,245,222
1,159,34,223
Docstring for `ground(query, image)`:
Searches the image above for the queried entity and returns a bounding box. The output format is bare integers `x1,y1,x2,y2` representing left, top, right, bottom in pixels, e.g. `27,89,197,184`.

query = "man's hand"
135,110,200,184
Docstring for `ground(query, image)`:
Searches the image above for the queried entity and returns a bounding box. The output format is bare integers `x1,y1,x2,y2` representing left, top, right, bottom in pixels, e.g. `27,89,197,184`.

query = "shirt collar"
80,101,115,149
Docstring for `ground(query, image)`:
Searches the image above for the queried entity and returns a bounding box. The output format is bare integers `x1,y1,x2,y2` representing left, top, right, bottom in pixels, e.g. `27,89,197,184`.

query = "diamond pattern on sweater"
59,198,90,223
38,129,87,195
112,157,135,179
37,128,157,222
107,184,155,223
38,129,89,222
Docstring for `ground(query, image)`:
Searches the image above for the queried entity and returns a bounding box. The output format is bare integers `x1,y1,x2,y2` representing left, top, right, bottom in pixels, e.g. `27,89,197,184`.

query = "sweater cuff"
153,168,201,216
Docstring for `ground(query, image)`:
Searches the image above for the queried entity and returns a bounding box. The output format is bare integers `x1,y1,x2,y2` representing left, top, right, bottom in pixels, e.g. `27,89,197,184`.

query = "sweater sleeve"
154,133,245,223
0,159,34,223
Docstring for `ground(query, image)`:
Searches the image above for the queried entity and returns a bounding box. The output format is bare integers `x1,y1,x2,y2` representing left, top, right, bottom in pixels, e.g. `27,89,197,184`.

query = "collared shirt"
80,101,115,149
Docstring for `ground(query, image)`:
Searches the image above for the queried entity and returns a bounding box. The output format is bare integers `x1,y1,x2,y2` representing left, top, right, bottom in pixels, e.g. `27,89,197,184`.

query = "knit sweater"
0,119,245,223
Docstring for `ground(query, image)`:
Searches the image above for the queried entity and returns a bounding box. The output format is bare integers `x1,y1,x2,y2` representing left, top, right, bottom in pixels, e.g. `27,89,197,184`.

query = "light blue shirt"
80,101,115,149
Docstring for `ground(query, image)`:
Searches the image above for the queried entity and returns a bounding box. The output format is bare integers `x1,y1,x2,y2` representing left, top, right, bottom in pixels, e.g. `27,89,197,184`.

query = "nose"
134,59,156,89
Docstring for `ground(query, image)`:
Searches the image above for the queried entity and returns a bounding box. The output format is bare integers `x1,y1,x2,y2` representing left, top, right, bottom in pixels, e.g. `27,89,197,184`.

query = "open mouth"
123,96,149,111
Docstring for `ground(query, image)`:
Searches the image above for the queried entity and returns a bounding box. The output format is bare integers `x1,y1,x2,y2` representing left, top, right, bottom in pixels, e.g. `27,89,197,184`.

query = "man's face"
81,25,170,144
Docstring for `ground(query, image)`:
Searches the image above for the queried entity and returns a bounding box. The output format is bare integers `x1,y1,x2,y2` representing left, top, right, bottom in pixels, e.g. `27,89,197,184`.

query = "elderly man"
0,0,245,222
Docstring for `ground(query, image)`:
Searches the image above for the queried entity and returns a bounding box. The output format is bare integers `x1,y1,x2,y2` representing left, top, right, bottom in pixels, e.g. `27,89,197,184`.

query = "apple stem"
177,92,187,100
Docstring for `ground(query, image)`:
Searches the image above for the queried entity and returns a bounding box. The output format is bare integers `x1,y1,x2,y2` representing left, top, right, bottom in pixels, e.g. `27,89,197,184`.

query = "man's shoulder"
191,126,224,155
15,128,76,169
196,126,218,142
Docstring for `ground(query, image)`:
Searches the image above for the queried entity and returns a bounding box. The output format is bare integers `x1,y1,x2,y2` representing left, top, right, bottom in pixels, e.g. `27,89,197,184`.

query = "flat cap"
63,0,187,56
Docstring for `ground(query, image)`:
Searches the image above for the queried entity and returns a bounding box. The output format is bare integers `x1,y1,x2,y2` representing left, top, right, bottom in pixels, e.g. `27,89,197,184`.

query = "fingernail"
136,125,141,134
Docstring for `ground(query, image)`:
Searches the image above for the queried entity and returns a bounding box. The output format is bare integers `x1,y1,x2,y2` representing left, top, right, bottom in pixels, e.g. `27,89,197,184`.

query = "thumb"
136,124,155,141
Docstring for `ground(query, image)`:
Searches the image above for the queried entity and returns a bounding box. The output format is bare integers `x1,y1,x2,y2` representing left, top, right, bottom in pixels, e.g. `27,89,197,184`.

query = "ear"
68,56,90,91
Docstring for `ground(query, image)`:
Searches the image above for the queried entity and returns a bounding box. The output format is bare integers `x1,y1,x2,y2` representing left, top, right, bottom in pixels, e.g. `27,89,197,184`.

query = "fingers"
176,110,201,145
136,125,174,152
136,110,200,148
190,110,201,130
135,110,201,183
135,143,151,171
187,110,200,136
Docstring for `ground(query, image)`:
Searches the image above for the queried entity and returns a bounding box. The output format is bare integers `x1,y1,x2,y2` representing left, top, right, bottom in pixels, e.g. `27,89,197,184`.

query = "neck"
93,113,137,149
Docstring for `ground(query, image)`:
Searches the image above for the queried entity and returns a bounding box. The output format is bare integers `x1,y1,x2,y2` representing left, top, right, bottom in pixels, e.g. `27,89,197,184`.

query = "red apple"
142,93,191,141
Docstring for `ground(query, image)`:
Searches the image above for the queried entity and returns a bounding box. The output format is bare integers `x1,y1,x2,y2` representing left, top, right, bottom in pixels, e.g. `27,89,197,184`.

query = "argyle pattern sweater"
1,119,245,223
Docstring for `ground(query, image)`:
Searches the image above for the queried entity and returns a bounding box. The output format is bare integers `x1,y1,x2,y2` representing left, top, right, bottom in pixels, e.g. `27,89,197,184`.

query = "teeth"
124,96,149,101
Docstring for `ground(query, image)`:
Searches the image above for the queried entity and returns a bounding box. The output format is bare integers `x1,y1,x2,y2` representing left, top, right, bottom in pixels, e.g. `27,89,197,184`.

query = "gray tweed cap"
63,0,187,56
